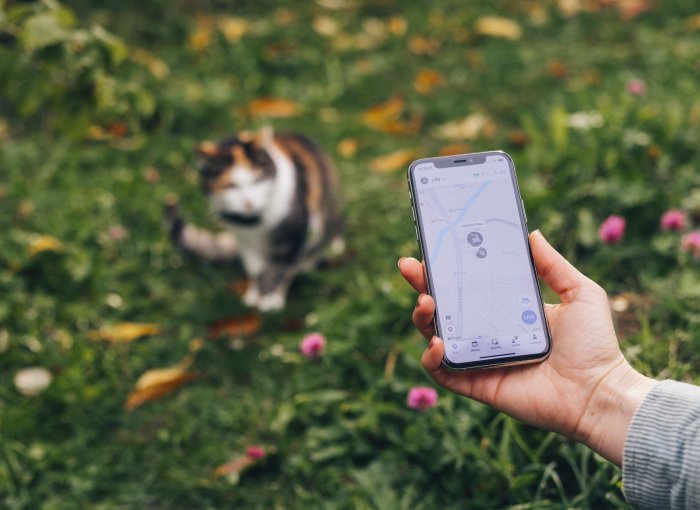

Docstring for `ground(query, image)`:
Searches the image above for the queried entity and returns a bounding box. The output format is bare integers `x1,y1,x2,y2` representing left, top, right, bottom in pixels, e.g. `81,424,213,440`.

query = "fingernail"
398,257,407,268
416,293,425,308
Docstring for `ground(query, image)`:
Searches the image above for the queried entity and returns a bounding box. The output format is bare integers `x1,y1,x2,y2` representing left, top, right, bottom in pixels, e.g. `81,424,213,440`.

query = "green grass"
2,0,700,508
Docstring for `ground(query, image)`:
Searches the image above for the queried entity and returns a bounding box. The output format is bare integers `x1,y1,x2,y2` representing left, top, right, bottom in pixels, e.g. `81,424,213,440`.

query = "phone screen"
409,152,550,368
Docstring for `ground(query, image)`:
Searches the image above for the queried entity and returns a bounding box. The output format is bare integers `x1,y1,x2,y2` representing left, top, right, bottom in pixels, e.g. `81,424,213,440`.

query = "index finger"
398,257,428,294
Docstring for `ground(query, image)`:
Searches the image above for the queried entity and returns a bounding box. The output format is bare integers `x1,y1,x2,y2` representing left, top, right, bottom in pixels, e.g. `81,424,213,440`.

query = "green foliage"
2,0,700,508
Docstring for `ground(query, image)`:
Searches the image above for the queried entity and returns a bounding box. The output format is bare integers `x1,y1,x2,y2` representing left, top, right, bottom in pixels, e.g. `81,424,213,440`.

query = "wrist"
573,361,656,466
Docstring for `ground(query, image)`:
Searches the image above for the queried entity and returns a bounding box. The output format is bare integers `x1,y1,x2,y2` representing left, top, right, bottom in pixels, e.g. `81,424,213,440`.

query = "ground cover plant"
2,0,700,508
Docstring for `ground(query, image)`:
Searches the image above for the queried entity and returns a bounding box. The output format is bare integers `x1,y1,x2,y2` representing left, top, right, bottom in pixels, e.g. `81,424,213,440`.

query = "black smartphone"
407,151,551,370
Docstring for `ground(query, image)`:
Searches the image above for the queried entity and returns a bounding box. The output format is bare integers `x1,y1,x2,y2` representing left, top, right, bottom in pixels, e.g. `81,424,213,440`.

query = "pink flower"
660,209,687,231
681,231,700,258
246,445,265,459
599,215,626,244
108,225,127,241
627,78,646,96
407,386,438,410
300,333,326,358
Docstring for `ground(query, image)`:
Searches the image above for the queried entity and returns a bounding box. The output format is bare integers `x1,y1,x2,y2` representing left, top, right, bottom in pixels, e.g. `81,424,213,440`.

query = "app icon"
521,310,537,325
420,177,429,184
519,294,533,307
476,247,488,259
446,325,455,334
444,313,454,322
491,338,499,345
471,341,478,347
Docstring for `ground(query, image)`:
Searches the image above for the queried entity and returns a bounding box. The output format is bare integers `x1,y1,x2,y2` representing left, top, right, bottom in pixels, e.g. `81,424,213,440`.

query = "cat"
166,127,344,312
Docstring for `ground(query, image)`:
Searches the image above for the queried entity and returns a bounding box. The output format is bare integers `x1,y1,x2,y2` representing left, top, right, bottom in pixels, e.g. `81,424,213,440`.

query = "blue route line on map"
431,181,492,261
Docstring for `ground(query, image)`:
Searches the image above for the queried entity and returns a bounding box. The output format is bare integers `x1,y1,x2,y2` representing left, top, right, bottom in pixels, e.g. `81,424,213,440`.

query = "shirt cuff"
622,379,700,510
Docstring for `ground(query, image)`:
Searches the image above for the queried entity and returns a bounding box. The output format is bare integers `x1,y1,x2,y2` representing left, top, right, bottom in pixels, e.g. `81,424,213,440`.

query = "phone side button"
521,199,528,224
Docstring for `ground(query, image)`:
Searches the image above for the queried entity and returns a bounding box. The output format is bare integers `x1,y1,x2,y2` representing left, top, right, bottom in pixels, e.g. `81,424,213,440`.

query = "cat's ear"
256,126,274,148
196,141,218,158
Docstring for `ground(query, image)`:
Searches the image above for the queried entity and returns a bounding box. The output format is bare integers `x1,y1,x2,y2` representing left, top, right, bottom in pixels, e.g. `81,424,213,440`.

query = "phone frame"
407,150,552,370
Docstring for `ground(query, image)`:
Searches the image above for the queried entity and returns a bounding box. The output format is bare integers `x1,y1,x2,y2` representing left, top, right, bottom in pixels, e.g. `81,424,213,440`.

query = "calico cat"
166,127,343,311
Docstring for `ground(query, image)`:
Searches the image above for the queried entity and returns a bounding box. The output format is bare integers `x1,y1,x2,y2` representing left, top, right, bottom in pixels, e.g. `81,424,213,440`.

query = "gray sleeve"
623,380,700,509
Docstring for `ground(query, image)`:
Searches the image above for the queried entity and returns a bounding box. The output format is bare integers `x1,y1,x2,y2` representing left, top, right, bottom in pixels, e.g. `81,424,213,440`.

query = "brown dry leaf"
508,130,529,147
208,314,262,338
228,279,249,297
432,113,493,140
475,16,522,40
248,98,300,118
408,35,440,55
438,143,471,156
214,454,255,479
547,59,568,78
218,17,248,42
27,234,63,256
337,138,359,158
125,365,197,411
414,69,443,95
369,149,419,173
88,323,160,343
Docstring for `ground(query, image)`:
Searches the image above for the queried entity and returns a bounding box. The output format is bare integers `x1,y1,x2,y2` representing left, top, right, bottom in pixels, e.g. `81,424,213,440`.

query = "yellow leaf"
27,235,63,256
88,323,160,343
363,96,405,129
475,16,522,40
687,13,700,31
125,368,196,411
432,113,493,141
408,35,440,55
247,98,300,118
337,138,359,158
130,48,169,79
218,17,248,43
414,69,443,95
388,16,407,37
189,27,213,51
369,149,419,173
313,15,341,37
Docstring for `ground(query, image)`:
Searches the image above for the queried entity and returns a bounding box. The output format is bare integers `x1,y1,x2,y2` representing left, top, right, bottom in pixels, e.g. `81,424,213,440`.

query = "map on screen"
413,155,547,365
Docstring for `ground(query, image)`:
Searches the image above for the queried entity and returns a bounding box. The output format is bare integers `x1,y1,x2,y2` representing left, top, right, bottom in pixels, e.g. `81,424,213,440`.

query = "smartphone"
407,151,551,370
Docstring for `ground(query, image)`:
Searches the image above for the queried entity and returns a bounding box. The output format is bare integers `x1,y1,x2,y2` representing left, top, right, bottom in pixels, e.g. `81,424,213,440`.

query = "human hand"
398,230,655,466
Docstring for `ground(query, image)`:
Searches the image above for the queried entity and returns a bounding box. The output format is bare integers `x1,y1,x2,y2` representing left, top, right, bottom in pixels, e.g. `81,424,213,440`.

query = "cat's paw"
243,285,261,307
164,194,184,245
257,292,286,312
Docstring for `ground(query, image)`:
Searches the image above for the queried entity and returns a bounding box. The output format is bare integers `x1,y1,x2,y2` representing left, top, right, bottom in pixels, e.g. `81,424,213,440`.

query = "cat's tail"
165,195,238,262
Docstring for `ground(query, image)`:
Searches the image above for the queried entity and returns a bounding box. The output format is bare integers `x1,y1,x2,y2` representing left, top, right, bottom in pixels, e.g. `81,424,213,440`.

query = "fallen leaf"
217,17,248,42
687,13,700,31
337,138,359,158
475,16,522,40
369,149,418,173
208,314,262,338
414,69,443,95
247,98,300,118
509,130,529,147
108,121,128,138
547,59,568,79
27,234,63,256
130,48,169,79
227,279,249,297
616,0,652,21
189,26,213,51
88,323,160,343
313,15,341,37
388,16,407,37
125,366,197,411
214,454,255,479
408,35,440,55
363,97,421,135
432,113,493,140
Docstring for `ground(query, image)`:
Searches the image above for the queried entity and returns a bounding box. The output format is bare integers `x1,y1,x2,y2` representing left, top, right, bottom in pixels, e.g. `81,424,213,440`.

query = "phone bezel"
407,150,552,370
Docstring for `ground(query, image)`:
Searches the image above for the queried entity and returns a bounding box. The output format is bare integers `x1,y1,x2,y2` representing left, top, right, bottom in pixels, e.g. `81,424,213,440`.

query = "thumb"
529,230,587,303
